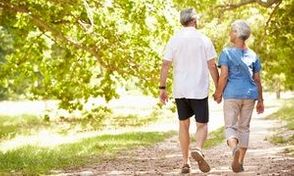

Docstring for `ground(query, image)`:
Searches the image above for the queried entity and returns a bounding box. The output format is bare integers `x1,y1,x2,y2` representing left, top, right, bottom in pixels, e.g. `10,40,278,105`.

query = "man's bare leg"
190,122,210,173
179,118,190,165
195,122,208,149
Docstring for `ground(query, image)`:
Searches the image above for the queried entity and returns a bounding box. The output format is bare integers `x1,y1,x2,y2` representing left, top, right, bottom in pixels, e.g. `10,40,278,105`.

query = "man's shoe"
240,163,244,172
191,149,210,173
181,164,191,174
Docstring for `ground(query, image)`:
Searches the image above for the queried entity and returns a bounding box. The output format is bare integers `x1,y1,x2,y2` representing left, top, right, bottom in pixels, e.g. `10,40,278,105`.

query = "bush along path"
53,114,294,176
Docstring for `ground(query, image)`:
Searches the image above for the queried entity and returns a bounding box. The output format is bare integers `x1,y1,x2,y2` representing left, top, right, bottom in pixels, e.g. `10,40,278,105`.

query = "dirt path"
58,112,294,176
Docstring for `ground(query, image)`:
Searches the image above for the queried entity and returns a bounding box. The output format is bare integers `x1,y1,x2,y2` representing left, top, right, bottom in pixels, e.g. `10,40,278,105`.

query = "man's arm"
159,60,172,104
253,72,264,113
214,65,229,103
207,58,219,89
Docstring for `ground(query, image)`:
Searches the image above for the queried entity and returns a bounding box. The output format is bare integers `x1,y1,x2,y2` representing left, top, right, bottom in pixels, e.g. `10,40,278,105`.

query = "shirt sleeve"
163,38,174,61
218,50,229,68
206,39,217,61
253,56,261,73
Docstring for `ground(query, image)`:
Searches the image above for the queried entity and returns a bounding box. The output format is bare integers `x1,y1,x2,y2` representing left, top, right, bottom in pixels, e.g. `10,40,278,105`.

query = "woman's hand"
256,100,264,114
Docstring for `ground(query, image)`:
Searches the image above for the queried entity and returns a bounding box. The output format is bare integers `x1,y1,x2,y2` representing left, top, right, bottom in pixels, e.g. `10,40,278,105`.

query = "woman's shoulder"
246,48,258,57
221,44,235,54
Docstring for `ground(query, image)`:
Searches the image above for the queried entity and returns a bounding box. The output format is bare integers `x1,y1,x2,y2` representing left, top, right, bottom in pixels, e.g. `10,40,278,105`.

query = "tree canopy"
0,0,292,110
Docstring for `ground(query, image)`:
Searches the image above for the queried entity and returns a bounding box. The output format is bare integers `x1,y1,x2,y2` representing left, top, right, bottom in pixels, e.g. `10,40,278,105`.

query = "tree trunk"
276,90,281,99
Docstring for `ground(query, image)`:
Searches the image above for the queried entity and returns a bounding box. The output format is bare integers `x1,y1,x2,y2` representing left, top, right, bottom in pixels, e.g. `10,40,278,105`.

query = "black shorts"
175,97,209,123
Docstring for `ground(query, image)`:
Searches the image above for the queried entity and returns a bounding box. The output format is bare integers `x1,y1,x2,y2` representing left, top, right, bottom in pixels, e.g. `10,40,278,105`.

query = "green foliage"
0,0,178,110
255,0,294,90
0,0,293,111
81,106,112,129
0,131,176,175
174,0,293,91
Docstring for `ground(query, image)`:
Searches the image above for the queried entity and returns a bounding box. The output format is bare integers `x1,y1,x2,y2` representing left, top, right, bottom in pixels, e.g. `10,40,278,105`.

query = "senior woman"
214,20,264,173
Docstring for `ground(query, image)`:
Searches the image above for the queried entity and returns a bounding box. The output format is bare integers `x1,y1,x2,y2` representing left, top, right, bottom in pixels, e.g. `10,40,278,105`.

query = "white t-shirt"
164,27,217,99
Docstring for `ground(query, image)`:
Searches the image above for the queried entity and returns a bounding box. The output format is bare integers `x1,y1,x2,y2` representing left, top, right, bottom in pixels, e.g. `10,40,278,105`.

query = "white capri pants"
224,99,255,148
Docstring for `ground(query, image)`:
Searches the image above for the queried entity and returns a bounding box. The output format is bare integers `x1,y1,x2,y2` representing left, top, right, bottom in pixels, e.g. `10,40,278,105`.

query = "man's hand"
160,89,168,105
213,92,222,104
159,60,171,105
256,101,264,114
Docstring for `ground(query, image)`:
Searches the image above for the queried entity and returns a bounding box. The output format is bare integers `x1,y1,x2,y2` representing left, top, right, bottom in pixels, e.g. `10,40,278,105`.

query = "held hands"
213,92,222,104
256,101,264,114
159,89,168,105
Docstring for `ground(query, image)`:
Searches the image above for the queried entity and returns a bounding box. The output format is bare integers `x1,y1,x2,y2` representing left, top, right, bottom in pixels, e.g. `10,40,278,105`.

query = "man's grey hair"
180,8,197,26
231,20,251,41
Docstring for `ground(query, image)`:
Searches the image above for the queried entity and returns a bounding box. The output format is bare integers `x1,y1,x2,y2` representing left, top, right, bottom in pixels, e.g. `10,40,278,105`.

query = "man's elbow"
208,63,217,70
162,60,171,68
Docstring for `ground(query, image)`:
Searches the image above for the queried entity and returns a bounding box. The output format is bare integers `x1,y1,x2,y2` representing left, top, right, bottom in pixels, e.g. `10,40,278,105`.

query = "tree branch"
260,0,283,45
81,0,94,33
0,1,110,70
216,0,282,10
264,0,282,31
0,1,143,78
17,32,46,66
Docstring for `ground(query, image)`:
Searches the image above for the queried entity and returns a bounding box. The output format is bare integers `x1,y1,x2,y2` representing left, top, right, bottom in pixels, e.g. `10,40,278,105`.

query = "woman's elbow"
220,73,228,81
253,76,261,83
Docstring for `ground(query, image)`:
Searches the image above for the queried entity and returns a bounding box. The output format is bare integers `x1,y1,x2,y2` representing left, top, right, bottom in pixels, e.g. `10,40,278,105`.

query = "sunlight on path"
0,130,100,152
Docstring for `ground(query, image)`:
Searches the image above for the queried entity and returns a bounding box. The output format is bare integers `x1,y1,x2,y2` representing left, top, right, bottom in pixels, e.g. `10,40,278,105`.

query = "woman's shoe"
231,147,241,172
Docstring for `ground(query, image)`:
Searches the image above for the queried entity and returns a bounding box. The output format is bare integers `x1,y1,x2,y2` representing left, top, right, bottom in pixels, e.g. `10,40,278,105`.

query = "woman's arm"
207,59,219,90
253,72,264,113
214,65,229,103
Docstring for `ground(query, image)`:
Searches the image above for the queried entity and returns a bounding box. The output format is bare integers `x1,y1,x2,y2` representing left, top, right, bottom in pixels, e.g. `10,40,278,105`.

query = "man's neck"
185,21,196,28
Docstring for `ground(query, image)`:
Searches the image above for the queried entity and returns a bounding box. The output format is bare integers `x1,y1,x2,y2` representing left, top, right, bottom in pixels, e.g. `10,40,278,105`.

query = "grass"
191,127,225,149
0,131,176,175
0,103,225,175
0,109,164,176
0,109,161,141
0,114,50,140
266,98,294,130
266,98,294,153
111,110,160,128
204,127,225,149
0,107,171,175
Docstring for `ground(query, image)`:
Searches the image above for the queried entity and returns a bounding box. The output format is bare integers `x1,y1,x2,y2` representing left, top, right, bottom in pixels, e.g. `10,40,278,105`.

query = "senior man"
159,8,219,173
